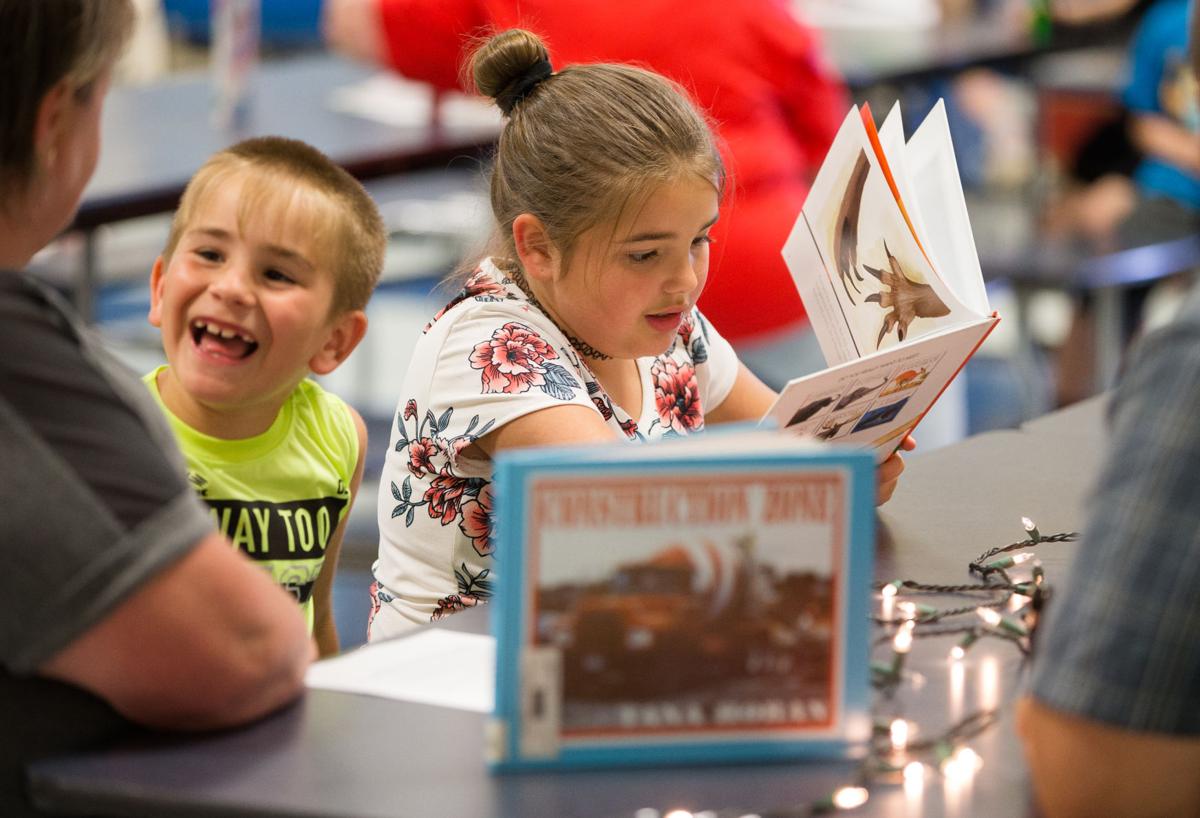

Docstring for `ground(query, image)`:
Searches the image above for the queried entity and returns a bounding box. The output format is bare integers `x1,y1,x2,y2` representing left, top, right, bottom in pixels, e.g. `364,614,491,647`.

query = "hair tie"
496,58,553,116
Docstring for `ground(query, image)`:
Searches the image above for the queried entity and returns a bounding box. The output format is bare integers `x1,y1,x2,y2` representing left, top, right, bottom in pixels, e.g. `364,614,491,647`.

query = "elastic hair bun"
495,58,553,116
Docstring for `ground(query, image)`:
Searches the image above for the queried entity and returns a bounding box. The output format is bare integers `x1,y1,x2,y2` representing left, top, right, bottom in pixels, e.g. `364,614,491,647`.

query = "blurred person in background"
323,0,849,391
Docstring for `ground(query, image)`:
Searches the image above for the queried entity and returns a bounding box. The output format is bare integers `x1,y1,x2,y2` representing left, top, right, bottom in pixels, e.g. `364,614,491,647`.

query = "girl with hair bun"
368,29,911,638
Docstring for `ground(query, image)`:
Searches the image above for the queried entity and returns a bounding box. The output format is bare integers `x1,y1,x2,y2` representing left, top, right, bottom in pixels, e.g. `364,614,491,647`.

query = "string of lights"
607,518,1079,818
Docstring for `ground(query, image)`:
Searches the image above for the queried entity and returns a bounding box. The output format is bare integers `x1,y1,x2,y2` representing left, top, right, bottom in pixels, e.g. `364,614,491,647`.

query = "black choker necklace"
506,265,613,361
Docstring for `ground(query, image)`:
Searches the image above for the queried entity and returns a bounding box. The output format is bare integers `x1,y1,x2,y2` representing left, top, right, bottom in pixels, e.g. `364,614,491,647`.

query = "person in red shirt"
324,0,848,388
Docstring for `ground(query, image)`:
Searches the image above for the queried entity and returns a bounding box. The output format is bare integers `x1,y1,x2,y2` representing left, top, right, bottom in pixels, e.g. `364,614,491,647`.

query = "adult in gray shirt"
0,3,314,814
1017,7,1200,815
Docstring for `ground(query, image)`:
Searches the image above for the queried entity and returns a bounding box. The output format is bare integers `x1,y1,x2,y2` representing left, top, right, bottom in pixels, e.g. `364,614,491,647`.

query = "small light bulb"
976,606,1028,636
1022,517,1041,542
1012,553,1034,566
831,786,869,810
951,630,978,661
903,761,925,783
890,718,909,750
1008,592,1030,612
663,810,693,818
955,747,984,773
898,601,917,620
881,581,900,598
893,621,914,654
940,747,982,782
975,607,1002,627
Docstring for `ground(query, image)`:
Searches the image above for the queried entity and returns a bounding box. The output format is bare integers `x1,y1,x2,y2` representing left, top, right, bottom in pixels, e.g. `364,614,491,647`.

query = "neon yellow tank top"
144,367,358,632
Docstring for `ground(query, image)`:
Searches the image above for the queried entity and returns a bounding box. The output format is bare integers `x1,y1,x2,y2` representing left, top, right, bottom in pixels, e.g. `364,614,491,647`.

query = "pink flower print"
470,322,558,394
459,484,494,556
619,418,640,439
407,437,439,478
592,395,614,421
431,593,482,622
451,436,474,458
423,270,508,331
679,312,695,346
366,581,383,640
425,468,469,525
404,398,418,420
653,359,702,434
463,270,507,298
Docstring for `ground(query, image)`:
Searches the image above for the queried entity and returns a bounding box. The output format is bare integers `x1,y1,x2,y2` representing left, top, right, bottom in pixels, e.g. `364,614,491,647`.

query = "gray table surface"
28,397,1108,818
76,54,498,231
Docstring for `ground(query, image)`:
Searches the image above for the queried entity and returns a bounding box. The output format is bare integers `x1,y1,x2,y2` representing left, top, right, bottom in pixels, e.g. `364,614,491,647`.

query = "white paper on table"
305,629,495,713
326,73,502,131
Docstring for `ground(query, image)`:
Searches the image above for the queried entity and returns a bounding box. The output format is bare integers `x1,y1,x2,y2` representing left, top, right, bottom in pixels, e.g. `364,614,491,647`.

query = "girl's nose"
668,255,703,294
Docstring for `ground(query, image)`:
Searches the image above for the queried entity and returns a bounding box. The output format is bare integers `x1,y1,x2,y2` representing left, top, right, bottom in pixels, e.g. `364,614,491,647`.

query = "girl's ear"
512,213,561,284
309,310,368,376
148,256,166,327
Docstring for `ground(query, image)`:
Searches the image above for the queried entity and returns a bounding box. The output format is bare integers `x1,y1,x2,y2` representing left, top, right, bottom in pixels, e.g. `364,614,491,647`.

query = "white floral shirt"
369,258,739,639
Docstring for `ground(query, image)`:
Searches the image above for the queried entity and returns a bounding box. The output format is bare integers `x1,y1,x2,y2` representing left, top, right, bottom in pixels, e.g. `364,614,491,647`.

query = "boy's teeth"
192,320,253,343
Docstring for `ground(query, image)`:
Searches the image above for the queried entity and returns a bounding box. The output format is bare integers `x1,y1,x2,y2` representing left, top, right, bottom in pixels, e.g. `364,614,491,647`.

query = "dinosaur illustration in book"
834,378,887,410
864,240,950,347
832,150,871,304
787,394,838,426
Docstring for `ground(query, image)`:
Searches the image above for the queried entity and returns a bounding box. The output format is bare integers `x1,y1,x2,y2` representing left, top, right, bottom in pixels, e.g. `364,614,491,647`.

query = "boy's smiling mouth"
190,318,259,360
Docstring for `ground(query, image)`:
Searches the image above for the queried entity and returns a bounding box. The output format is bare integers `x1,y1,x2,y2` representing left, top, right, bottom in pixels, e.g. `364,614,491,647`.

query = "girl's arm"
474,404,619,457
707,362,913,505
705,362,778,424
312,407,369,658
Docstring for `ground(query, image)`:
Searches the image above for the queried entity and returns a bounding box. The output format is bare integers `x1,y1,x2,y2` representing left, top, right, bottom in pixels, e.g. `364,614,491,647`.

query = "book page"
763,317,998,460
784,107,979,367
877,103,935,271
905,100,990,316
305,630,495,712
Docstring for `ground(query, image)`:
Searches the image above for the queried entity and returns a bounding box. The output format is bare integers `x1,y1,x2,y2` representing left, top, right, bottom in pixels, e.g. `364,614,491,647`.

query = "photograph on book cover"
523,470,849,746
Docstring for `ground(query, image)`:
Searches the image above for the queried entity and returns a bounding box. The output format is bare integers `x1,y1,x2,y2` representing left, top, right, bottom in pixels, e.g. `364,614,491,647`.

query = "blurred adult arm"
1017,700,1200,817
1124,0,1200,174
41,533,315,730
0,280,312,731
1129,112,1200,176
1019,285,1200,817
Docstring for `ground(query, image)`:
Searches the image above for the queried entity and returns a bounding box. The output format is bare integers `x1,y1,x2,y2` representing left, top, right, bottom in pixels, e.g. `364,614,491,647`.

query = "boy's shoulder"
288,379,359,463
290,378,353,424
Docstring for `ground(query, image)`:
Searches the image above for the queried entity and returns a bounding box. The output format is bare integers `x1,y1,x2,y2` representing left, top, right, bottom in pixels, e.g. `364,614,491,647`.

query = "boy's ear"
148,256,166,328
512,213,561,284
309,310,368,376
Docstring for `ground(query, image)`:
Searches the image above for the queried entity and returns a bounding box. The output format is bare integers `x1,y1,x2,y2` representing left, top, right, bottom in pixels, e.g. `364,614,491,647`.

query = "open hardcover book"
488,431,875,770
765,100,1000,459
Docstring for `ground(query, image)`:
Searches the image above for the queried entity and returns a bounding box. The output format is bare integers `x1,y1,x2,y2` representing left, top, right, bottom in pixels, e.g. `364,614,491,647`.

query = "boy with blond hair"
146,136,386,655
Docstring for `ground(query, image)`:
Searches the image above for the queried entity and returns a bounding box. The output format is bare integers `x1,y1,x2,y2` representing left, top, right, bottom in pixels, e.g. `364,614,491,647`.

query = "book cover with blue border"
488,434,875,771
